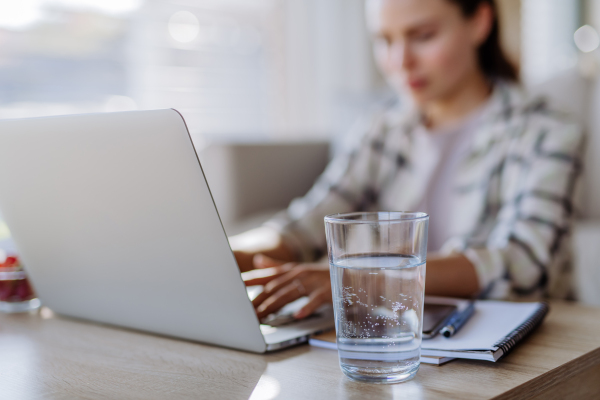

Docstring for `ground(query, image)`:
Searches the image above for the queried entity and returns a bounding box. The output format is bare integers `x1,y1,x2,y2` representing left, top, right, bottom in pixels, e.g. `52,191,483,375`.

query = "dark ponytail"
448,0,518,81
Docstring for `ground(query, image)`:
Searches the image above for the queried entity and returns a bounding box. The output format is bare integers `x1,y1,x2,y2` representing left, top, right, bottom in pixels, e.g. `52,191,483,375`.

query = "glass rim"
324,211,429,224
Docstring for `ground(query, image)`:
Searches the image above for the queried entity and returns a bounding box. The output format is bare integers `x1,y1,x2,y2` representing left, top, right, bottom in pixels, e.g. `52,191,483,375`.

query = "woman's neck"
422,71,492,130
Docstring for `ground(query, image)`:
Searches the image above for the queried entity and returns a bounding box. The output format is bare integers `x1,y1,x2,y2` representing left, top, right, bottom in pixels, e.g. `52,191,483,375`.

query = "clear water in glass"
330,254,425,383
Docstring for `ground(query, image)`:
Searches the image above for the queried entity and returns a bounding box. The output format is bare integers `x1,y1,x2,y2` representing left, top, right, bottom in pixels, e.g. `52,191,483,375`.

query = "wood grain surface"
0,301,599,399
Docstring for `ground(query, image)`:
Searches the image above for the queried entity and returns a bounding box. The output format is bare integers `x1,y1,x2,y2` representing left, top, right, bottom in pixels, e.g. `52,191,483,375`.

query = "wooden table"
1,301,599,400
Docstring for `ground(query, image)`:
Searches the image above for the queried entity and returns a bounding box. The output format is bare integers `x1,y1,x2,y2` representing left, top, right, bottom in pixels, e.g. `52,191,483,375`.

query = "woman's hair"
448,0,518,81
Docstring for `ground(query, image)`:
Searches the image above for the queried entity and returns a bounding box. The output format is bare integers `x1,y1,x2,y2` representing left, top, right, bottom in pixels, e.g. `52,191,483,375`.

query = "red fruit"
15,279,34,301
0,256,18,270
5,256,17,265
0,280,12,301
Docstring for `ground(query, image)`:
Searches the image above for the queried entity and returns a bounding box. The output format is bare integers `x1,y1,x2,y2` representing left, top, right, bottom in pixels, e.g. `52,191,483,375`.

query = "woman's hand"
242,257,332,320
229,227,297,272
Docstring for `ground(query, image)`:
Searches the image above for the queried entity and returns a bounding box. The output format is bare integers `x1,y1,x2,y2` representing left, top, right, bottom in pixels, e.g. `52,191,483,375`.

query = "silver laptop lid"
0,109,266,353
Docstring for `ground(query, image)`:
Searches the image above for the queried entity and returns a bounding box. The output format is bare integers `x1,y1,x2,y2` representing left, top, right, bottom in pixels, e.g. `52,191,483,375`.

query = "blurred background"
0,0,599,303
3,0,598,141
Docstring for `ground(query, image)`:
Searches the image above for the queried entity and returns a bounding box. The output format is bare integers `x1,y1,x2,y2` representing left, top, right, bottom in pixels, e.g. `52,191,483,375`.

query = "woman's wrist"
425,253,479,298
230,227,297,271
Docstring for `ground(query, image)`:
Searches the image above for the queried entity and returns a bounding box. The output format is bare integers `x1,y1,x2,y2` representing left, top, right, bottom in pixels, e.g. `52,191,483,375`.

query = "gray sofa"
199,141,330,236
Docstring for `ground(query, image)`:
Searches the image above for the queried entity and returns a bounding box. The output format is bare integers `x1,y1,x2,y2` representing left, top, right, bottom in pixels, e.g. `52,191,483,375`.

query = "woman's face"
367,0,490,105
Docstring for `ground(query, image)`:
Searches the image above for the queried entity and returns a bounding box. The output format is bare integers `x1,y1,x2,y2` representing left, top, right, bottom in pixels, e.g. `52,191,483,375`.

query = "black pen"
440,301,475,338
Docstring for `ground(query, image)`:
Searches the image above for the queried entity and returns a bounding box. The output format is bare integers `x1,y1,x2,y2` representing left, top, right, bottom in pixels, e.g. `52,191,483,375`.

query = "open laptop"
0,109,333,353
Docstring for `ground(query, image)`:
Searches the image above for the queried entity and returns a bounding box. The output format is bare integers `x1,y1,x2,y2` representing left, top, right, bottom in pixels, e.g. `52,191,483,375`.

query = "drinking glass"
324,211,428,384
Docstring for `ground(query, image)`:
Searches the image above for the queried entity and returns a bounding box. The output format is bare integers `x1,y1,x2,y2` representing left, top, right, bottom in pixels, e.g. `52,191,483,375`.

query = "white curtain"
521,0,581,86
129,0,380,143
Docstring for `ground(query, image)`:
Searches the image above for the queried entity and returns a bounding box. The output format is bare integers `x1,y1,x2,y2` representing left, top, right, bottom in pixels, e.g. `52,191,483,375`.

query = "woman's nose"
387,41,413,71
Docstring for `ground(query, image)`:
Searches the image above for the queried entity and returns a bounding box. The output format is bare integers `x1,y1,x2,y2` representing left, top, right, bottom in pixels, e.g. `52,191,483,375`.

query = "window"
0,0,381,144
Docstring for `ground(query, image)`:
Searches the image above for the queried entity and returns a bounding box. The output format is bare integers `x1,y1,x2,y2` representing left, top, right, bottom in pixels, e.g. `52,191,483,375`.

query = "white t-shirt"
415,102,492,252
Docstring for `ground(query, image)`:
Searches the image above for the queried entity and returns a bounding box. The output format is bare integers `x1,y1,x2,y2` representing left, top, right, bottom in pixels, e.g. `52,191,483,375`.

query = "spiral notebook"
421,300,549,361
310,300,549,363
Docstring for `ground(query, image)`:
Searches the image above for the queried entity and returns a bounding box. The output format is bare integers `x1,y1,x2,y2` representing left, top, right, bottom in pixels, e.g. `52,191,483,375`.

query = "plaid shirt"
265,82,584,300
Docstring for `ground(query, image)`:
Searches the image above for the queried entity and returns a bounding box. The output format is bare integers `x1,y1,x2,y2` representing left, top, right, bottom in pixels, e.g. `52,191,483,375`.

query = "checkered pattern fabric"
265,82,584,300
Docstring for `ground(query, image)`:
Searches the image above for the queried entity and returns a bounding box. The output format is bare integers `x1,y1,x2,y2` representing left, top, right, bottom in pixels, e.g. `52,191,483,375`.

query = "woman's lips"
407,78,428,90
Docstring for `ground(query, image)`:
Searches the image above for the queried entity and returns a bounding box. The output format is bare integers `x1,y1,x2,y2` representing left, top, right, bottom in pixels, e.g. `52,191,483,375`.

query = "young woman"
231,0,584,321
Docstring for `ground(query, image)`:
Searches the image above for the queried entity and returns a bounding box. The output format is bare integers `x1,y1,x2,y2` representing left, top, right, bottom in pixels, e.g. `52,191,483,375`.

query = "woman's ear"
470,2,494,47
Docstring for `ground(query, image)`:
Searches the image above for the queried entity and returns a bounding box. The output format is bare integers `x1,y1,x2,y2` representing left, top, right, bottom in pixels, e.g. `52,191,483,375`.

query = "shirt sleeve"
264,112,386,261
461,121,584,299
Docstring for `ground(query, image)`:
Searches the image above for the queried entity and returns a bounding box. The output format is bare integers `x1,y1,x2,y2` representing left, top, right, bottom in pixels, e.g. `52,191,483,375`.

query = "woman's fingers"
293,285,332,319
256,282,304,319
252,268,306,308
248,263,331,320
242,264,294,286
